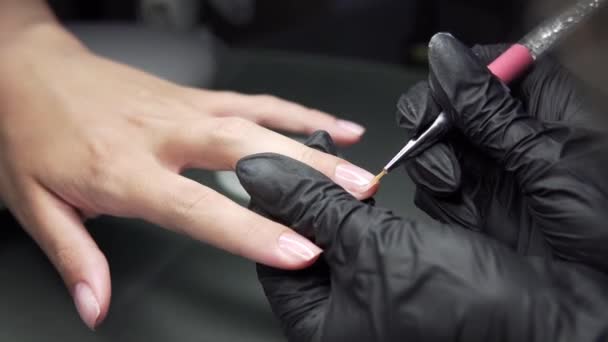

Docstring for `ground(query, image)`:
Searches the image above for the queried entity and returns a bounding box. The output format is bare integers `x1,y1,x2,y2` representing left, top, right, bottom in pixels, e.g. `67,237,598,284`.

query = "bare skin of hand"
0,23,377,329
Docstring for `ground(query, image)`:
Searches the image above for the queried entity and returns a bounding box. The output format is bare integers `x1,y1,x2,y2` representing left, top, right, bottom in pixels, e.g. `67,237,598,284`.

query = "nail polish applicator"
372,0,607,185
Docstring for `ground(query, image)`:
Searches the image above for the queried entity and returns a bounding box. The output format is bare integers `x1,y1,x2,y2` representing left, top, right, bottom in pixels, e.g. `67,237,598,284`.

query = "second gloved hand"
237,131,608,342
397,34,608,272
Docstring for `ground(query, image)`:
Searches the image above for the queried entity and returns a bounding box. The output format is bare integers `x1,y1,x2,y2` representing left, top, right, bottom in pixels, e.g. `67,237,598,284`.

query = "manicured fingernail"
278,232,322,262
335,164,375,191
73,282,100,330
336,120,366,136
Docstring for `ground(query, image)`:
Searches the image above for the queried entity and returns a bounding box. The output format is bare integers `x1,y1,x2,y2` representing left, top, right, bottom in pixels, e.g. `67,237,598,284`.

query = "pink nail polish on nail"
73,282,100,330
336,120,366,136
278,232,322,262
335,164,375,190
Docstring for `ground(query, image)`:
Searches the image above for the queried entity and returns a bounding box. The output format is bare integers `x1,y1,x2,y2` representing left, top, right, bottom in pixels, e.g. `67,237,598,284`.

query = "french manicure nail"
336,120,366,136
335,164,375,191
278,232,322,262
73,282,100,330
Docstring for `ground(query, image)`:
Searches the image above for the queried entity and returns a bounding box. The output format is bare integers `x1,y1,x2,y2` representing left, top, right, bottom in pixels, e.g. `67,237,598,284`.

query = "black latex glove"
398,33,608,272
236,131,608,342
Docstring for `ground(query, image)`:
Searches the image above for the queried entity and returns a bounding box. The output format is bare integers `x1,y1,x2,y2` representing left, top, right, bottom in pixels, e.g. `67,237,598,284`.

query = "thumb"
248,131,337,341
18,187,111,330
427,33,561,187
397,81,462,195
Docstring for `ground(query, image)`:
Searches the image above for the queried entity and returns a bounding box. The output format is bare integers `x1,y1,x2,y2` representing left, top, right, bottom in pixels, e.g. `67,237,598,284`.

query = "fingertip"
71,251,111,330
427,33,485,85
328,132,362,147
276,231,323,270
303,130,339,155
90,258,111,328
22,190,112,331
73,282,100,330
334,164,376,195
231,223,322,271
324,119,366,146
354,180,380,200
335,119,366,136
236,153,284,201
428,32,458,55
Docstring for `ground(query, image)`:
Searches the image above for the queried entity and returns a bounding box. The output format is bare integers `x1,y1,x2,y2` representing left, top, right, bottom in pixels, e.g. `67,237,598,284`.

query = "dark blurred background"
48,0,531,65
45,0,608,97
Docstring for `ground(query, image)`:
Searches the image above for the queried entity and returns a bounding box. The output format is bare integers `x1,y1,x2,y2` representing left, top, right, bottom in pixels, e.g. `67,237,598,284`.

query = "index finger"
165,117,378,200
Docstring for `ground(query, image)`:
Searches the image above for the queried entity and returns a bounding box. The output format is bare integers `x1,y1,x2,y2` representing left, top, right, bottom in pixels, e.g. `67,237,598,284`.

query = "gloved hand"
398,33,608,272
237,131,608,342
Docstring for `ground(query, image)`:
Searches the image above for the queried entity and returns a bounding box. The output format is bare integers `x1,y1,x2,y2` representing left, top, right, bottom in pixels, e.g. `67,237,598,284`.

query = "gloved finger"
255,258,330,342
396,82,441,138
396,81,462,194
471,44,509,65
300,130,339,156
472,44,588,125
427,33,558,187
405,142,461,196
15,185,111,330
413,187,481,231
414,172,536,253
237,152,388,270
252,131,336,342
515,57,591,125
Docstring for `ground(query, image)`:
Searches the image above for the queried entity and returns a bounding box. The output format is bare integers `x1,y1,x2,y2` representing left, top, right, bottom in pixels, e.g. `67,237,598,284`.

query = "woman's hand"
0,23,376,329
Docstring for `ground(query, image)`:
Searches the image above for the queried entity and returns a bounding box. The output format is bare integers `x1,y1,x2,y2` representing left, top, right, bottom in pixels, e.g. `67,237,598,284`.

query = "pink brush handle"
384,42,538,172
487,44,534,84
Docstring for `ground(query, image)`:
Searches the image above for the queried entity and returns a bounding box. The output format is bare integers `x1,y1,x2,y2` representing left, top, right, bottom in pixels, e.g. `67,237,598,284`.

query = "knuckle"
125,113,150,129
296,145,332,175
84,149,116,189
79,140,132,212
296,145,318,165
85,154,119,189
85,159,112,185
255,94,280,104
169,185,213,226
211,117,256,143
52,244,83,274
84,137,113,169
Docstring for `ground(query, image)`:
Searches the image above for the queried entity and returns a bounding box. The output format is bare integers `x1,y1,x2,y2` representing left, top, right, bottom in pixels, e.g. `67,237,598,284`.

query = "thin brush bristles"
371,170,387,185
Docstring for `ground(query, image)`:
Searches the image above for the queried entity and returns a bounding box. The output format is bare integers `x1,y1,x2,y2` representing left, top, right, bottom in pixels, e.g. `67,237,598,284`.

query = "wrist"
0,0,89,79
0,0,59,42
0,21,87,58
0,22,90,112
